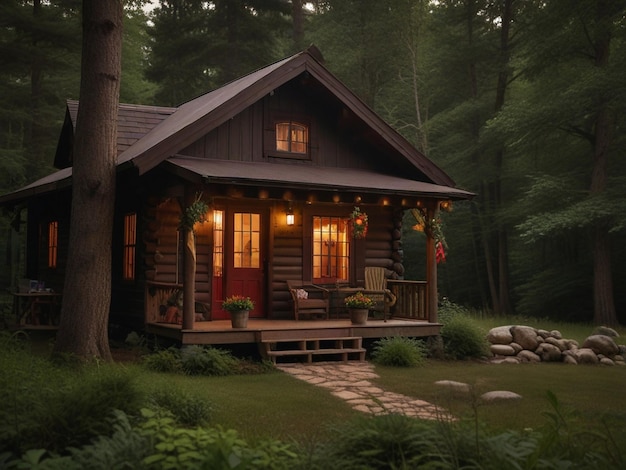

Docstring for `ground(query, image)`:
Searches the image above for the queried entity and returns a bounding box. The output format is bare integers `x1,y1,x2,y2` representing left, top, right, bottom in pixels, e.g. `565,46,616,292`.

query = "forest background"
1,0,625,326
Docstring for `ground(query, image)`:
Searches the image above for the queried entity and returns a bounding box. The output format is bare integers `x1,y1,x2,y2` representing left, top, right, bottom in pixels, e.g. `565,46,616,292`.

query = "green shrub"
371,337,428,367
0,349,143,458
441,315,489,359
148,388,213,427
180,345,239,376
136,408,299,469
438,298,471,324
141,347,182,373
312,414,443,469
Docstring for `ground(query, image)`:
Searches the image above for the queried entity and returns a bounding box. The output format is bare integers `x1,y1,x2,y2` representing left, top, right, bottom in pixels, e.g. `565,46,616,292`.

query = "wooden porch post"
426,205,438,324
182,194,196,330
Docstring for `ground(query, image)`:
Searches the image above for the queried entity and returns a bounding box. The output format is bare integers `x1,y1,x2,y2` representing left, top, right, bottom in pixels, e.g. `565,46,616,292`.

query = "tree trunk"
54,0,123,360
590,0,617,326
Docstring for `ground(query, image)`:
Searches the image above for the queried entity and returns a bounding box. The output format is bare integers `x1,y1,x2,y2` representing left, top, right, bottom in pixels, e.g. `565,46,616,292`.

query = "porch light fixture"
286,201,295,226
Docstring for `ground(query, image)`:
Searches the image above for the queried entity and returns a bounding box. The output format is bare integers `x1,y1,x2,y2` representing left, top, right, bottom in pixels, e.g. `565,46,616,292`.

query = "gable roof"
0,46,474,206
117,46,456,187
54,100,176,169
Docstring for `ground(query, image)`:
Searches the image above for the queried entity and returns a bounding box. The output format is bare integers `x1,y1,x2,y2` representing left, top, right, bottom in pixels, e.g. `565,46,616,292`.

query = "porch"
145,317,442,346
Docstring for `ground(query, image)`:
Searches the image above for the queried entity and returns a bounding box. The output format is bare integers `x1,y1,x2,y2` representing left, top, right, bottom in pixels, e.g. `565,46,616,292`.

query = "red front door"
212,208,266,319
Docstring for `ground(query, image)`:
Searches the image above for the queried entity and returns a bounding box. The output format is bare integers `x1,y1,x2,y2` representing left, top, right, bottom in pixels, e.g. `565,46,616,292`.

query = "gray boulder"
575,348,599,364
487,326,513,345
582,335,619,357
540,343,563,362
480,390,522,402
490,344,516,356
592,326,619,338
517,350,541,363
511,325,539,350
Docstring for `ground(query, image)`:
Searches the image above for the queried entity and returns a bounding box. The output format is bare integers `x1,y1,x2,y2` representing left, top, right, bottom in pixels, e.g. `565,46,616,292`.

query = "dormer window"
276,121,308,155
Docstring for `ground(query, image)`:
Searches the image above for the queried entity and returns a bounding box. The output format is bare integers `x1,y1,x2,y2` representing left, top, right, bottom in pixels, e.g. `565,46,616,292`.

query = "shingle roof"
0,46,475,205
166,157,474,200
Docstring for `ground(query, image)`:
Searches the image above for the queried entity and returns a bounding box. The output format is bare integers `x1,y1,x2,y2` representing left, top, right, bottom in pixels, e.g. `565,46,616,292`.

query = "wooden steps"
261,336,366,364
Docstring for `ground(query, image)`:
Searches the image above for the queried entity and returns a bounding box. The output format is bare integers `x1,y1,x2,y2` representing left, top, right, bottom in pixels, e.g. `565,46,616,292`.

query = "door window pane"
234,212,260,268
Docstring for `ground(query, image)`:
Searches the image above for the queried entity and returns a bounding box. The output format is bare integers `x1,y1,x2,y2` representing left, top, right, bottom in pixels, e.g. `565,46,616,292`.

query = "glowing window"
276,121,308,154
312,216,349,283
48,221,58,268
234,213,260,268
123,213,136,280
213,210,224,277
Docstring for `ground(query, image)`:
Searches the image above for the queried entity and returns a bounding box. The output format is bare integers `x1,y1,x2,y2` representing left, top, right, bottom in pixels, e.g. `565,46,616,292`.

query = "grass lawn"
131,365,361,444
373,361,626,435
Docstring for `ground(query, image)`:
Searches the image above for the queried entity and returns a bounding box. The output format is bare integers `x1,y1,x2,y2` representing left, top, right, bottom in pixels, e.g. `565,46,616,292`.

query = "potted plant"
344,291,374,324
222,295,254,328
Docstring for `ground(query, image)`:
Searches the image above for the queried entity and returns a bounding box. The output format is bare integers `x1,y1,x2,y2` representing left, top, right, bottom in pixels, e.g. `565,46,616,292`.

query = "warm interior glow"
286,213,295,225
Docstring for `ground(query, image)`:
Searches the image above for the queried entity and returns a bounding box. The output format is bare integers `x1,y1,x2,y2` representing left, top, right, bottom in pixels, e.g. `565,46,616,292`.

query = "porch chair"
362,267,396,321
286,280,330,320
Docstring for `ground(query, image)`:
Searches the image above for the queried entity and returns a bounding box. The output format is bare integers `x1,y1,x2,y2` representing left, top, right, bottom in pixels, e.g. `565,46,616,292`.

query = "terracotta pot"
230,310,249,328
349,308,369,325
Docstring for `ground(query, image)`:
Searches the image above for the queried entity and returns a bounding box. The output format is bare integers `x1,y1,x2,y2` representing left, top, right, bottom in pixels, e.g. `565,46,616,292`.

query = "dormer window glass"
276,121,308,154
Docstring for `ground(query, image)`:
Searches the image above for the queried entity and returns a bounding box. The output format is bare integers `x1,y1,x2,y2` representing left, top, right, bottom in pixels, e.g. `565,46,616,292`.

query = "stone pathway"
277,361,454,421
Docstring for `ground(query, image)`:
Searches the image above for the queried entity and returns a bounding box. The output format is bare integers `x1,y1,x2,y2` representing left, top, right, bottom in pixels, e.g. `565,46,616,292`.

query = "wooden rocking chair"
286,280,330,320
362,267,396,321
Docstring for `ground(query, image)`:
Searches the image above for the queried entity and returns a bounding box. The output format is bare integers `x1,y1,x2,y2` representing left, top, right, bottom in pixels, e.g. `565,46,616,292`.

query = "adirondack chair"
286,280,330,320
362,267,396,321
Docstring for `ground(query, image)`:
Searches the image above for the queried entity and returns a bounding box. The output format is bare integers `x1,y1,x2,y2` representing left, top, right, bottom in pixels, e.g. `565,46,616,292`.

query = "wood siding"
178,81,384,173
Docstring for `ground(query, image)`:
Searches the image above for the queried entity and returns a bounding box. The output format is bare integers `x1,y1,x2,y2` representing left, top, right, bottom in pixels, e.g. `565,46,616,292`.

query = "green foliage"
142,345,245,377
440,314,489,360
438,298,472,324
180,345,240,376
141,347,183,373
371,337,428,367
137,408,299,469
311,414,441,469
0,341,144,458
148,388,213,427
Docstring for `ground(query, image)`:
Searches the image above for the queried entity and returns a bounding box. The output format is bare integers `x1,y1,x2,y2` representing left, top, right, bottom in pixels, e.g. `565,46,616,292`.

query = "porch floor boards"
145,318,441,346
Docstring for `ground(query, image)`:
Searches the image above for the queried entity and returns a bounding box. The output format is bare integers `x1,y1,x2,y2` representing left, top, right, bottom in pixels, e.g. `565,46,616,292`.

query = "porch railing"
388,280,428,321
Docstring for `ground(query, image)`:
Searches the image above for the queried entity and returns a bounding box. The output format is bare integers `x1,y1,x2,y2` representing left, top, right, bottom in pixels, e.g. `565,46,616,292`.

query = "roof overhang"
165,157,475,200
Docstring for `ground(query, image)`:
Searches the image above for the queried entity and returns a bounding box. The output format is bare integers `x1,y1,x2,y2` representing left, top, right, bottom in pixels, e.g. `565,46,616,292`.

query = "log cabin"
0,46,473,355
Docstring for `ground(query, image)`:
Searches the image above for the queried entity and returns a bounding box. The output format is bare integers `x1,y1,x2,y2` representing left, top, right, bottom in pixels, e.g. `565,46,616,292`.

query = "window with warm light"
312,216,349,283
48,221,58,268
123,213,136,280
234,212,260,268
213,210,224,277
276,121,308,155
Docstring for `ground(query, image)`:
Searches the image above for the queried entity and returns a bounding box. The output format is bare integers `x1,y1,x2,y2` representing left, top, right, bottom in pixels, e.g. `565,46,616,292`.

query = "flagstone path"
276,361,454,421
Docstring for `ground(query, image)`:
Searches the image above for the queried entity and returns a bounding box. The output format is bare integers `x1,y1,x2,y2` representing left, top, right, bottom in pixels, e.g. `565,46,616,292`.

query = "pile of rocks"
487,325,625,365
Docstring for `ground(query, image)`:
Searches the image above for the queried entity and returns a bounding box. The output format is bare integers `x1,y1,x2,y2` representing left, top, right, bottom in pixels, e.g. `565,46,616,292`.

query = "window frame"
266,116,312,161
47,221,58,269
302,205,361,286
122,212,137,281
311,215,350,284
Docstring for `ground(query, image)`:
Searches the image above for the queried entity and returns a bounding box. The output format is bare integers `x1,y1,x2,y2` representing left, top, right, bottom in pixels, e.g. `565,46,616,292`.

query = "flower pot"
230,309,249,328
349,308,369,325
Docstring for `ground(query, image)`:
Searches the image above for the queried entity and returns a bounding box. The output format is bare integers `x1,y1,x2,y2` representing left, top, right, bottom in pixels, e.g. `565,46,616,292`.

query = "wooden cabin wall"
268,202,402,319
28,191,71,293
141,197,212,308
270,203,303,319
178,81,382,173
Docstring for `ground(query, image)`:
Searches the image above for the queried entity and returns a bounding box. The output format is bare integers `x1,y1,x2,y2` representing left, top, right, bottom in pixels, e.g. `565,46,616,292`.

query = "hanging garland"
349,206,369,239
411,207,448,263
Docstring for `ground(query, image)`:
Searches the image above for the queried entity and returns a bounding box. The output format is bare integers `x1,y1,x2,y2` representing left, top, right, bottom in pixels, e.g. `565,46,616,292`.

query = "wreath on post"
179,194,209,232
350,206,369,239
